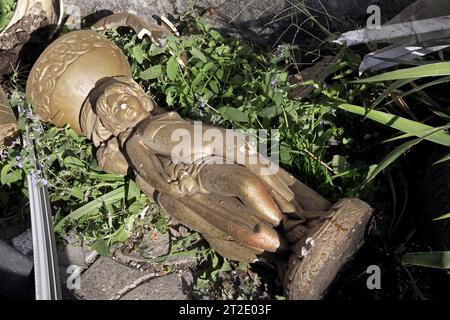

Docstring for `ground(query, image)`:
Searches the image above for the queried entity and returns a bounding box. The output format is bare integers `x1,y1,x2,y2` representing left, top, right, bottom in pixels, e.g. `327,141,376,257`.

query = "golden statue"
26,19,372,299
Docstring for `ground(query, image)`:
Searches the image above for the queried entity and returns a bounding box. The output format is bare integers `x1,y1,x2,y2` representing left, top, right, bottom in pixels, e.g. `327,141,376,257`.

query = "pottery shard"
0,14,48,77
0,87,19,147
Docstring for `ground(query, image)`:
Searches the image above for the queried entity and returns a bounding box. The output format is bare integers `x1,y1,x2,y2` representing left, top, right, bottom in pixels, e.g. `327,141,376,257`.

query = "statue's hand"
166,172,199,196
178,172,200,194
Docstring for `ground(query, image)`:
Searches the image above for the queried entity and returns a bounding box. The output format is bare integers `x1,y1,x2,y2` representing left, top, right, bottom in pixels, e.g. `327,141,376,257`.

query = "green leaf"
148,44,165,56
166,56,179,81
209,80,220,94
363,125,450,184
110,226,130,245
355,62,450,83
63,156,85,168
364,138,421,184
55,186,126,233
434,153,450,165
273,91,284,107
140,65,162,80
434,212,450,221
337,104,450,147
219,107,248,122
1,164,22,185
191,47,207,63
371,79,413,108
331,155,349,174
92,239,110,257
131,45,146,64
259,106,279,119
126,180,140,201
70,186,85,201
402,251,450,270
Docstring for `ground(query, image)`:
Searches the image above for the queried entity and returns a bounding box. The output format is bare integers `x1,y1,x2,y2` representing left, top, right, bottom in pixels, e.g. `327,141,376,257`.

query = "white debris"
301,238,316,257
139,205,150,220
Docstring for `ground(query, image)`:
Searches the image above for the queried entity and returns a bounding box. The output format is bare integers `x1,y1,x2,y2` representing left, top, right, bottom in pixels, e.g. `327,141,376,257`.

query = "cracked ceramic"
0,0,64,77
0,86,19,146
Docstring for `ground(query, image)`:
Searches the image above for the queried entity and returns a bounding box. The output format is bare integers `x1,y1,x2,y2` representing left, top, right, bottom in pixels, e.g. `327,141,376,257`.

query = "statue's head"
80,76,155,145
95,77,154,135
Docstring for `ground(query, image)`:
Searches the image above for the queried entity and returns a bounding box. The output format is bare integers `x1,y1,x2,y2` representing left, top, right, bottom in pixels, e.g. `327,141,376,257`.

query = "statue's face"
108,93,147,125
95,80,153,135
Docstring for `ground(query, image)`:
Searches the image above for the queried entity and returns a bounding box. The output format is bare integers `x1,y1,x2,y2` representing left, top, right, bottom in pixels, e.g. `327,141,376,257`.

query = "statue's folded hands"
26,26,373,299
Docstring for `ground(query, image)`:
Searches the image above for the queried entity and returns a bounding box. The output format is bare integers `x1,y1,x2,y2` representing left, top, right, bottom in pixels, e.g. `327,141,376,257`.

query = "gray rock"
11,228,33,256
63,0,416,45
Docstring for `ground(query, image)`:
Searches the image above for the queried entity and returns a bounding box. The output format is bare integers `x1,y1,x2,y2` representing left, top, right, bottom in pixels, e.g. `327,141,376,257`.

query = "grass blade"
371,78,413,108
364,138,421,185
362,126,450,185
401,76,450,99
402,251,450,270
434,153,450,165
55,186,126,233
434,212,450,221
337,104,450,146
354,62,450,83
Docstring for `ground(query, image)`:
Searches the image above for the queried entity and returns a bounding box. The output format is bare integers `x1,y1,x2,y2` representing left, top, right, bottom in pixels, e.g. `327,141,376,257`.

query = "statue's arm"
125,134,196,198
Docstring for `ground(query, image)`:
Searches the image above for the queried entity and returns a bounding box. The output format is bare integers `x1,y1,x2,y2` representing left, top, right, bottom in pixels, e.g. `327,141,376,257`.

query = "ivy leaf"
140,65,162,80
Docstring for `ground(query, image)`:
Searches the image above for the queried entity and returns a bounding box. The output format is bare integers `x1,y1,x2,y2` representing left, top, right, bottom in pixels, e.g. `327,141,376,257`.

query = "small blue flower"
15,156,22,161
17,162,23,169
271,79,279,88
41,179,48,186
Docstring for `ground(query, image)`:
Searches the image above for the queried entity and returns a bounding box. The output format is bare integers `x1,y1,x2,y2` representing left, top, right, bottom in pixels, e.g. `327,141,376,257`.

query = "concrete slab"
74,256,193,300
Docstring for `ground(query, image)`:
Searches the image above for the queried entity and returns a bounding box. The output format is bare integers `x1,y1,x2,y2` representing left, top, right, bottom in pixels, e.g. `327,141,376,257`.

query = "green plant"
335,62,450,185
0,0,16,31
0,89,153,255
333,58,450,272
103,11,379,201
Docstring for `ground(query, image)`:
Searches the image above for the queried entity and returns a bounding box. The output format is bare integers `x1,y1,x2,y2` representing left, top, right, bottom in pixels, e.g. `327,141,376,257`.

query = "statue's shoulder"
151,111,184,122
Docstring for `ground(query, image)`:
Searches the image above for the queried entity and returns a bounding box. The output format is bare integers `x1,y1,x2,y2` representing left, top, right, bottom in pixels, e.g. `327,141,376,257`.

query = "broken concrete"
74,257,193,300
12,228,33,256
121,271,194,300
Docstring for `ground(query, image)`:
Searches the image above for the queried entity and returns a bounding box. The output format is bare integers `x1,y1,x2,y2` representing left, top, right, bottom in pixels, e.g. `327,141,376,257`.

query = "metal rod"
24,126,62,300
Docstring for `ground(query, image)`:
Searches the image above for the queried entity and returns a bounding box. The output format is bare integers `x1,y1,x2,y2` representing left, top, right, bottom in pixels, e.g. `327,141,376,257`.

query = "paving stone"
74,256,194,300
121,270,194,300
75,257,143,300
11,228,33,256
139,229,170,258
